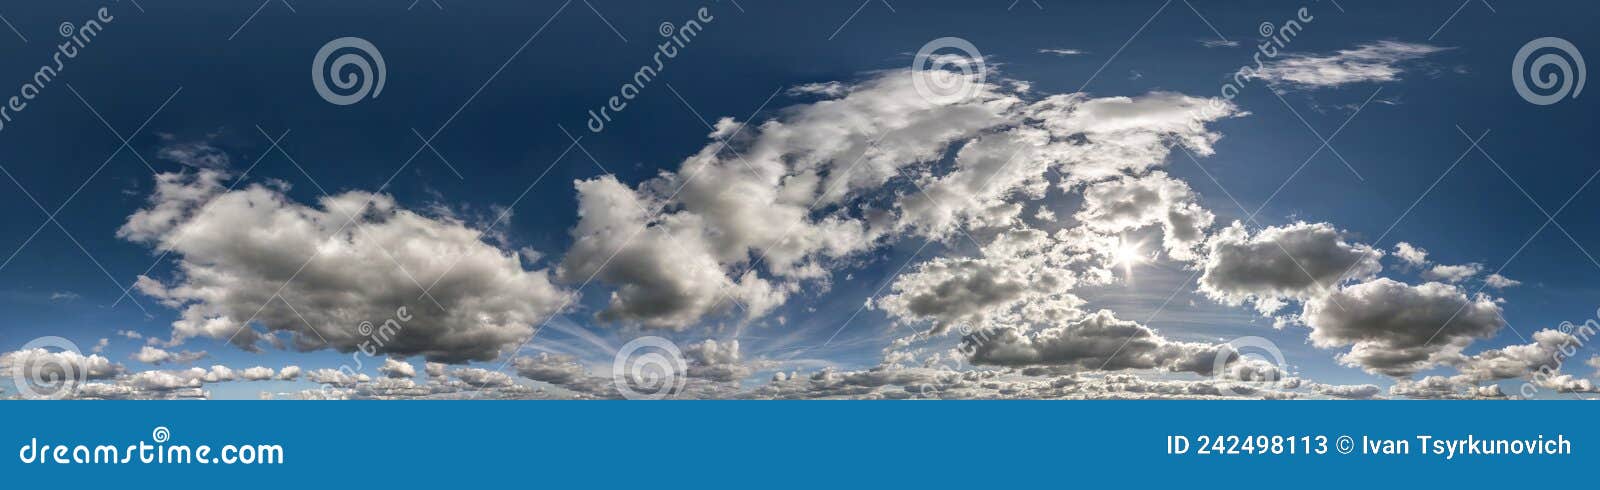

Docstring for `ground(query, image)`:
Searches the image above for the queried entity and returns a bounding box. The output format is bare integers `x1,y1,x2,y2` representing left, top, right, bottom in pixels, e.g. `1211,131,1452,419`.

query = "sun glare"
1113,239,1146,282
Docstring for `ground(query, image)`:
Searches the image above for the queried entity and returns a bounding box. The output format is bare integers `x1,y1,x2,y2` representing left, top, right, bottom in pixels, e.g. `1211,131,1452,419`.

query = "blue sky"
1,0,1597,400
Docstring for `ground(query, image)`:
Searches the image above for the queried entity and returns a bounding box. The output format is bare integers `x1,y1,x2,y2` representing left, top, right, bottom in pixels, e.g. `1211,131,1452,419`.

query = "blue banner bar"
1,401,1588,487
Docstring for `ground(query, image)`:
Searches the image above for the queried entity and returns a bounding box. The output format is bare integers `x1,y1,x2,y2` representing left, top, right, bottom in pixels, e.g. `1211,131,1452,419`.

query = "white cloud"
131,346,208,365
1306,382,1382,399
683,339,753,382
240,366,276,381
277,365,301,381
157,139,231,170
379,358,416,379
122,171,574,363
1393,242,1427,267
1484,273,1521,289
1199,221,1383,315
1038,48,1086,56
1450,328,1579,383
1074,171,1213,261
560,69,1239,330
963,310,1226,375
877,228,1104,336
1250,41,1448,89
1303,278,1504,377
0,348,123,383
1422,262,1483,283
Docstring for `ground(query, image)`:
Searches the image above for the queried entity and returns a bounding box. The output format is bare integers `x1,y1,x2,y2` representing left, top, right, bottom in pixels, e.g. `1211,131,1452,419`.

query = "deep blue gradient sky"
0,0,1596,399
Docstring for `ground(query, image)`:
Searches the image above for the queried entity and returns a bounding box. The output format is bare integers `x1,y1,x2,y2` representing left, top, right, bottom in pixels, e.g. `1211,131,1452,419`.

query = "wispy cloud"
1251,40,1449,89
1038,48,1087,56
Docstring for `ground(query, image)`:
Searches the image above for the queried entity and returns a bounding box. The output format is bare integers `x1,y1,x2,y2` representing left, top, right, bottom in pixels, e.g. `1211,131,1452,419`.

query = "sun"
1112,238,1147,281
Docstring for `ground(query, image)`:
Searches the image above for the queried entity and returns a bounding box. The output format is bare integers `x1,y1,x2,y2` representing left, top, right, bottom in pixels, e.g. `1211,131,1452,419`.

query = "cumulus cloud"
122,170,574,363
963,310,1226,375
1484,273,1521,289
1250,41,1448,89
307,368,371,387
240,366,276,381
1388,376,1506,399
1450,328,1582,383
379,358,416,379
1199,221,1383,315
1303,278,1504,377
1393,242,1427,267
277,365,302,381
560,68,1239,330
0,348,124,385
1422,262,1483,283
513,353,592,386
683,339,754,382
1307,382,1382,399
748,369,1309,400
878,228,1104,336
1074,171,1213,261
131,346,208,365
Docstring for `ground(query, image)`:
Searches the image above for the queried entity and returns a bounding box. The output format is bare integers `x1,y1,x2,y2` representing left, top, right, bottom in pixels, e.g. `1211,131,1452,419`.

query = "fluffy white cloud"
379,358,416,379
683,339,754,382
1250,41,1448,89
0,348,123,385
277,365,302,381
560,69,1238,330
1387,376,1506,400
1484,273,1521,289
122,171,574,363
1422,262,1483,283
1303,278,1504,377
307,368,371,387
131,345,208,365
1450,328,1580,383
877,228,1104,335
961,310,1225,375
1306,382,1382,399
1199,221,1383,315
1074,171,1213,261
240,366,276,381
1393,242,1427,267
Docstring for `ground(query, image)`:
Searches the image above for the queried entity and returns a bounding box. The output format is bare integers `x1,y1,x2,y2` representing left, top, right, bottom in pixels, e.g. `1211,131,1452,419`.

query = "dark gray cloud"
1304,278,1504,377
